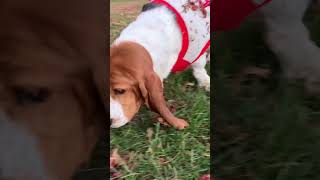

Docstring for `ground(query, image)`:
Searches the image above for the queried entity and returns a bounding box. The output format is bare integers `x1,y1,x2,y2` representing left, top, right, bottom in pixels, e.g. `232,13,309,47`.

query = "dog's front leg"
261,0,320,92
192,54,210,92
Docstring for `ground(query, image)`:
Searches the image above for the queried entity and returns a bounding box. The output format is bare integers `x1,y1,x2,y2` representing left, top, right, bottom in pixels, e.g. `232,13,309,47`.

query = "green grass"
213,7,320,180
110,0,210,179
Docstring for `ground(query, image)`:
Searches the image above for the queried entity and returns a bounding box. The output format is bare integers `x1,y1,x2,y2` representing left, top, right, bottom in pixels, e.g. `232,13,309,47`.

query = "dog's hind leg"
191,54,210,92
260,0,320,92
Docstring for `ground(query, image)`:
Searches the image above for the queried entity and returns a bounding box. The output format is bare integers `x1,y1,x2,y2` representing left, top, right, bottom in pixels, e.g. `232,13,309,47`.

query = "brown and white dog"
110,0,210,129
0,0,107,179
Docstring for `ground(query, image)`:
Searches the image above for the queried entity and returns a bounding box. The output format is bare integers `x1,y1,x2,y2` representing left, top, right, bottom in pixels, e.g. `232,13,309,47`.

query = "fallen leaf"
199,174,210,180
146,128,154,142
158,157,169,165
169,104,177,113
111,21,126,26
110,160,117,169
122,151,138,169
167,99,178,113
111,171,121,179
156,117,170,126
185,82,195,87
167,99,176,103
110,149,125,168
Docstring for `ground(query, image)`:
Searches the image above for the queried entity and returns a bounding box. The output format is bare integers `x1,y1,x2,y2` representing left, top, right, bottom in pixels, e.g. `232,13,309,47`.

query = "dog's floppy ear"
138,69,189,129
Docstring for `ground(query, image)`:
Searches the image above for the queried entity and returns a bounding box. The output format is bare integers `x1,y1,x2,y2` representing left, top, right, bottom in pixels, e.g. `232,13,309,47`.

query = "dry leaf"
156,117,170,126
199,174,210,180
110,149,125,168
167,99,178,113
111,172,121,179
122,151,138,169
167,99,176,103
185,82,195,87
169,105,177,113
146,128,154,142
158,157,169,165
110,149,123,179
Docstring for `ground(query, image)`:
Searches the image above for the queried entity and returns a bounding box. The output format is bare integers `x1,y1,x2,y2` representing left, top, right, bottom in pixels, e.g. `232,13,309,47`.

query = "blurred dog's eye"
13,87,50,105
114,88,126,95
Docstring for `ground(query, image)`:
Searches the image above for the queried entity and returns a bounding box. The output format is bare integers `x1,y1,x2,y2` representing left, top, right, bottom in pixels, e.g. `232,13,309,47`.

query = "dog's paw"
171,118,189,130
198,78,210,92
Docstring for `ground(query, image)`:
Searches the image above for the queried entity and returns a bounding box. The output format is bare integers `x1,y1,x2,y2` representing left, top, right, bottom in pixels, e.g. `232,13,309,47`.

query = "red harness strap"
212,0,272,31
151,0,210,73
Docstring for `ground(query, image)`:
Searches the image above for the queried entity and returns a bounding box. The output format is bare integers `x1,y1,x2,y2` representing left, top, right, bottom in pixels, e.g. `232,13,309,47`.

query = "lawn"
110,0,210,179
213,6,320,180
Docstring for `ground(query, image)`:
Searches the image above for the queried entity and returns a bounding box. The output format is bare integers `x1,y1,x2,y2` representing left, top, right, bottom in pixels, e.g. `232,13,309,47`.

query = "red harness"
151,0,211,73
212,0,272,31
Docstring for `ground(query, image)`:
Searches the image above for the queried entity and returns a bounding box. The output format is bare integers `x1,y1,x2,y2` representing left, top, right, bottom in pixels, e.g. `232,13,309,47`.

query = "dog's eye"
13,87,50,105
114,88,126,95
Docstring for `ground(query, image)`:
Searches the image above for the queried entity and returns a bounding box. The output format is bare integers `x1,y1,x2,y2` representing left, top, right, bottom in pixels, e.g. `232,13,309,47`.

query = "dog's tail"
0,112,51,180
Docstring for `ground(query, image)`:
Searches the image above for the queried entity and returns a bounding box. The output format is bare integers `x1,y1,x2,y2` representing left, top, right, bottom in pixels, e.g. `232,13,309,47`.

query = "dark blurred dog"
260,0,320,92
214,0,320,93
0,0,107,179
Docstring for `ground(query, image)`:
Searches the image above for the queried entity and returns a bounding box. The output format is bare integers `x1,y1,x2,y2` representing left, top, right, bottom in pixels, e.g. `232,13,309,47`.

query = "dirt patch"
110,0,147,41
111,2,144,15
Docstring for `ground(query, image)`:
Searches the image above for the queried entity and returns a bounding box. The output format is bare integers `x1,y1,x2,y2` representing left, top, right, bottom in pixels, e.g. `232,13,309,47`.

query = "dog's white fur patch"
110,96,129,128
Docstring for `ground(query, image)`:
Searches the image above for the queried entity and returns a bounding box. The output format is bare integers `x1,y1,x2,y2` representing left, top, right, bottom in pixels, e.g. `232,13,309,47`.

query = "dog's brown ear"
139,70,189,129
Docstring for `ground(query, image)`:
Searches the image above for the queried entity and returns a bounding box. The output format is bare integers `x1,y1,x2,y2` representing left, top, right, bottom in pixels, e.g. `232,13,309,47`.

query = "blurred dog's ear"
138,69,189,130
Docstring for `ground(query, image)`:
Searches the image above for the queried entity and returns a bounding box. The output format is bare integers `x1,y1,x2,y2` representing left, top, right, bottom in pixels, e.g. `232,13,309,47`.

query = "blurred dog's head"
0,0,107,179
